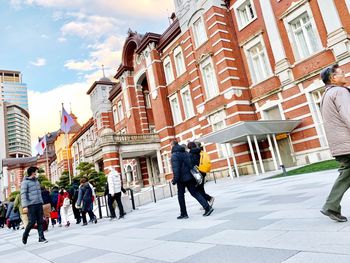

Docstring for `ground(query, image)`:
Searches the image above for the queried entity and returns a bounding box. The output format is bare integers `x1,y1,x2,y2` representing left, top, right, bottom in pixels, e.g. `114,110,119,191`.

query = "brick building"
71,0,350,187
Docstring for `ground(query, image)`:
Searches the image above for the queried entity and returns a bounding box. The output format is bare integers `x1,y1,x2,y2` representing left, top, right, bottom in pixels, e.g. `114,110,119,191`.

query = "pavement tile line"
1,170,350,262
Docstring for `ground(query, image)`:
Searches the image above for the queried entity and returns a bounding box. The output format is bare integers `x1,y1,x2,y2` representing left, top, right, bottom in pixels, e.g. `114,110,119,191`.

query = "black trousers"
108,192,124,218
0,217,5,227
23,203,45,240
196,173,212,201
177,180,209,216
72,200,81,222
81,210,96,224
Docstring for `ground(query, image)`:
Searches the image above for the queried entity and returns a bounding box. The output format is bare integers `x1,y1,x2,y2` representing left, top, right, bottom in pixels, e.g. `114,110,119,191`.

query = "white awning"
200,120,301,144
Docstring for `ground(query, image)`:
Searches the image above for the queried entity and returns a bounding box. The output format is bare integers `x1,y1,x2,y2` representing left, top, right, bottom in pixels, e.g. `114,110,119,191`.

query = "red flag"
35,135,47,155
61,106,75,133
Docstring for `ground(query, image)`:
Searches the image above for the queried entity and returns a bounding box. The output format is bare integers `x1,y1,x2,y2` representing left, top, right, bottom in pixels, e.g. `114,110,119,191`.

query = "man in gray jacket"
320,64,350,222
21,166,48,244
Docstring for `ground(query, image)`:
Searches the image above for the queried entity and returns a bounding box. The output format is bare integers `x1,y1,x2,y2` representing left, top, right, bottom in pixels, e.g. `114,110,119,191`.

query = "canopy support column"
267,134,279,171
247,135,259,175
253,135,265,174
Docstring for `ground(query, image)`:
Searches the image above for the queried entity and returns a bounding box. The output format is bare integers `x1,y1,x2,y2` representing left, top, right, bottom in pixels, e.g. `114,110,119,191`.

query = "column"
230,143,240,178
317,0,348,59
272,134,283,167
247,135,259,175
119,154,126,182
267,134,279,171
146,157,153,184
259,0,292,84
224,143,234,179
156,149,166,184
253,135,265,174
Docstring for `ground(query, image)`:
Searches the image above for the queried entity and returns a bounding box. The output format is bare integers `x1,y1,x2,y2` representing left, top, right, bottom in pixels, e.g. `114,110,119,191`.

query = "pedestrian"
50,186,59,227
14,193,28,229
58,189,71,227
41,186,51,228
21,166,48,244
76,177,97,226
69,178,81,224
171,141,214,219
188,141,215,207
106,166,126,220
6,197,20,230
0,201,5,228
319,64,350,222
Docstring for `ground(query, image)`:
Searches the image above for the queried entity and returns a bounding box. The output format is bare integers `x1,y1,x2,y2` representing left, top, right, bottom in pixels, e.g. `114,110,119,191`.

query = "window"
244,35,272,84
289,12,320,60
169,94,182,125
181,87,195,119
200,57,219,99
144,92,151,108
209,110,230,158
193,17,207,47
283,4,322,61
163,56,174,84
234,0,257,30
117,101,124,121
173,47,186,76
112,105,118,124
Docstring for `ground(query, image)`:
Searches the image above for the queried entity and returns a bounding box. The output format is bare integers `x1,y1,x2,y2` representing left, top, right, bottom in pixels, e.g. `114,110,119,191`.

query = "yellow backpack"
198,151,211,173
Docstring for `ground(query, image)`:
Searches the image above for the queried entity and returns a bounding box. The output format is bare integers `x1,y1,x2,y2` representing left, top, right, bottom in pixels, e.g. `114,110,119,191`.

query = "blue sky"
0,0,174,152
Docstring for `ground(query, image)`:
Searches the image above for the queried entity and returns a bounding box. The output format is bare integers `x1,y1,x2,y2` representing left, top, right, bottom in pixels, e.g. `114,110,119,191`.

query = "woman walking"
76,177,97,226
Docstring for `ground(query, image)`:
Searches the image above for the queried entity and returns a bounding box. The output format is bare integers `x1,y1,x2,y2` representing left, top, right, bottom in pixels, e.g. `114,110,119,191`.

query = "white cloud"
28,82,92,153
57,37,67,42
64,59,96,71
41,34,49,39
60,14,124,40
30,58,46,66
13,0,175,19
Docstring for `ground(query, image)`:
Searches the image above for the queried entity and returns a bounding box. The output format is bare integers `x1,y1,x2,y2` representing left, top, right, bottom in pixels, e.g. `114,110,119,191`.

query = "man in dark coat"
69,178,81,224
188,142,214,206
171,141,213,219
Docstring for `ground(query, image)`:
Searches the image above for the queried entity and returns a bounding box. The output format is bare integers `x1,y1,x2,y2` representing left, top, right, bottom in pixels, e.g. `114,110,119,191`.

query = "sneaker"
118,215,124,220
22,234,28,245
82,223,88,226
94,217,98,224
38,238,48,243
177,215,189,219
209,197,215,207
203,206,214,217
65,222,70,227
320,209,347,222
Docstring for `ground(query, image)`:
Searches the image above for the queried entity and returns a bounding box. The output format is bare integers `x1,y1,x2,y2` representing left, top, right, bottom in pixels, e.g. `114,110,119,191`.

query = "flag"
35,135,47,155
61,106,75,133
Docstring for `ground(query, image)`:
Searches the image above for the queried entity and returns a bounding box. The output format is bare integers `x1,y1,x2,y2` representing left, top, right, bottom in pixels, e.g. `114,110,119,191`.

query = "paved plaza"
2,169,350,263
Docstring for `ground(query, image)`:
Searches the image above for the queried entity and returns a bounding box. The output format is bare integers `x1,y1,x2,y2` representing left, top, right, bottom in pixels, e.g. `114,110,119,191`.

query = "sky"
0,0,175,154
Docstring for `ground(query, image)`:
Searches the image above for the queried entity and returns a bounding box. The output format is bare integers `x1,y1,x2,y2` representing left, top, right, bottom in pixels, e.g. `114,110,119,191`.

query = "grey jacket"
20,176,43,208
321,85,350,156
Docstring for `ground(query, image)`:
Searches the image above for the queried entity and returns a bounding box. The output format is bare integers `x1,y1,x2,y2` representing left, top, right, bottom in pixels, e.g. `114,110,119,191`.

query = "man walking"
106,166,126,220
171,141,213,219
21,166,48,244
320,64,350,222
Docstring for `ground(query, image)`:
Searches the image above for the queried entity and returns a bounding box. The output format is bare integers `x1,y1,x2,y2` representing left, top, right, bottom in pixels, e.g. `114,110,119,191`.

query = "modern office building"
0,70,29,111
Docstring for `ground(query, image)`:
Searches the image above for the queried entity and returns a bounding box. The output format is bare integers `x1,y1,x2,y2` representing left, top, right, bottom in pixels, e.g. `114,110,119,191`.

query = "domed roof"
99,77,111,82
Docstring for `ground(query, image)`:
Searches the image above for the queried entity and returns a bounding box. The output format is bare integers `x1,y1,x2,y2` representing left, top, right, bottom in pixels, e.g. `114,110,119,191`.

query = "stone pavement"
2,169,350,263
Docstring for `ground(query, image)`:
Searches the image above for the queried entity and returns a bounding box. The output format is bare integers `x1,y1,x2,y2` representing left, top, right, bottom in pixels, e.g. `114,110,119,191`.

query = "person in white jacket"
106,166,126,219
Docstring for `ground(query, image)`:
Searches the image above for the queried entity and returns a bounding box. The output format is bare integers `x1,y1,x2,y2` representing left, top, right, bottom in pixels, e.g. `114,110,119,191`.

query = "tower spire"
102,64,106,78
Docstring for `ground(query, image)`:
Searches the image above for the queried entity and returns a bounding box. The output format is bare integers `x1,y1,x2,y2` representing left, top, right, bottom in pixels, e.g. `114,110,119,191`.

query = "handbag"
50,211,58,219
190,166,203,186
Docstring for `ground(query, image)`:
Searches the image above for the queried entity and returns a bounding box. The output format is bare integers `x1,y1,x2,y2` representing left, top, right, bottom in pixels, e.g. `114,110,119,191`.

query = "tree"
76,162,106,196
57,171,70,189
37,169,54,189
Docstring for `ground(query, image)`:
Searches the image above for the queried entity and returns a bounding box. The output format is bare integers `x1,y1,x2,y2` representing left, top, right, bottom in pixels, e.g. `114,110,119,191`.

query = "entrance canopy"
200,120,301,144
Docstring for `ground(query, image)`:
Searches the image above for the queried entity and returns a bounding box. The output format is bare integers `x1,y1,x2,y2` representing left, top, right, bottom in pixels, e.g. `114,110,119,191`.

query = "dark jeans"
81,210,96,224
23,203,45,240
10,219,19,230
196,173,212,201
108,192,124,218
72,200,81,222
0,217,5,227
177,180,209,216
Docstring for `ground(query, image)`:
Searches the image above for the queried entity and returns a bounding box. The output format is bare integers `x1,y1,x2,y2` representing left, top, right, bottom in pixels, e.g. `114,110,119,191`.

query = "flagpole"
45,135,50,181
65,131,72,184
